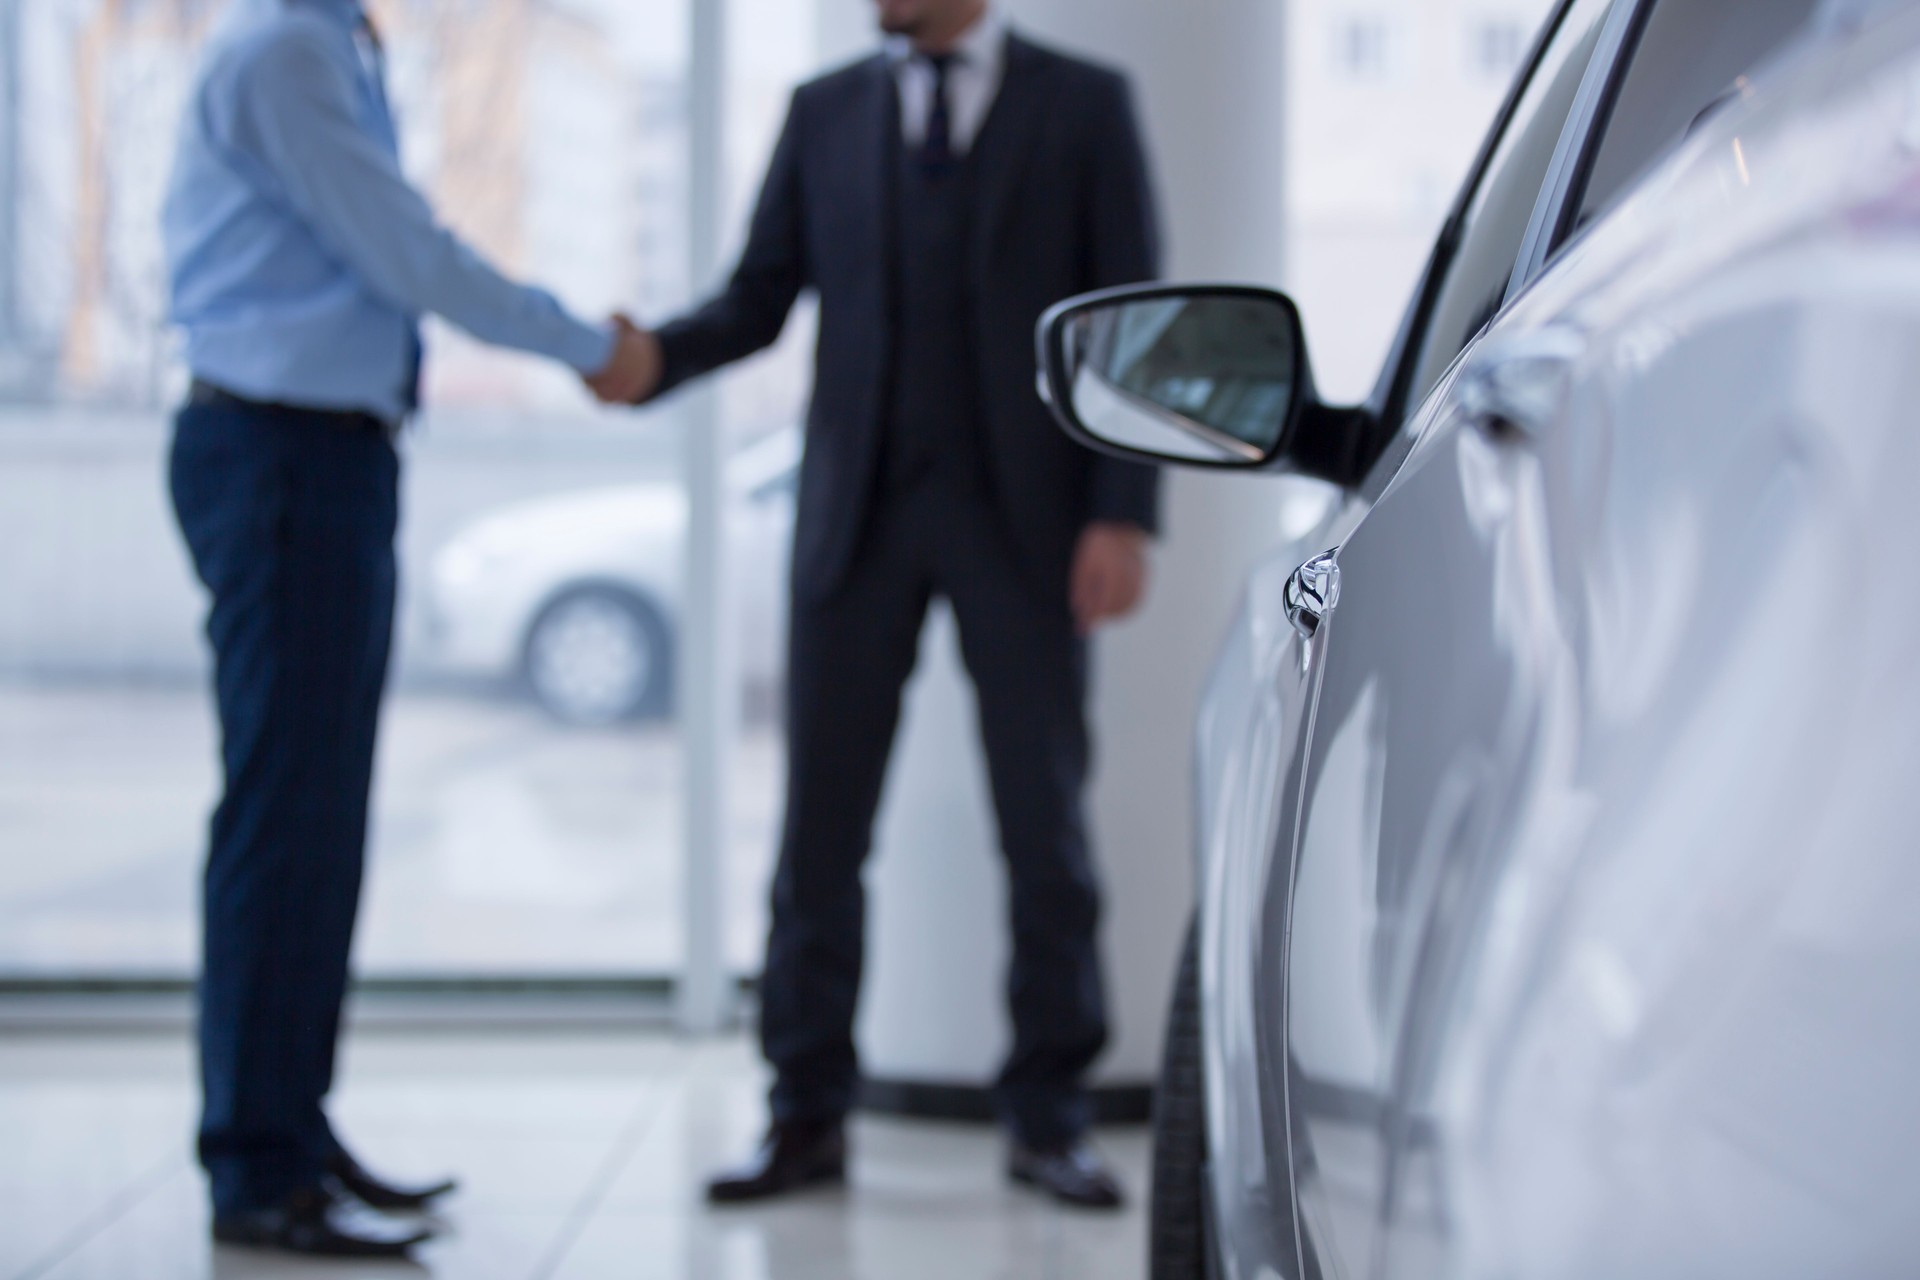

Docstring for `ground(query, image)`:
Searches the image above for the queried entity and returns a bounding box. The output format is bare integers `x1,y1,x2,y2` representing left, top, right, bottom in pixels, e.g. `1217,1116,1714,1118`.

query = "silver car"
1039,1,1920,1277
423,428,798,725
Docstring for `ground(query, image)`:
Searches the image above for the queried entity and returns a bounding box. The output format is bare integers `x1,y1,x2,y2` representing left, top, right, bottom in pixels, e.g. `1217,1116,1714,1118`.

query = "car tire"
1152,916,1214,1280
522,586,673,726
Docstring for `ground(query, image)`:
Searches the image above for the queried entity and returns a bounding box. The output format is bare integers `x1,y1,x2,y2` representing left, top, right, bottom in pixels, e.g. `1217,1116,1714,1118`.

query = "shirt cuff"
563,321,619,376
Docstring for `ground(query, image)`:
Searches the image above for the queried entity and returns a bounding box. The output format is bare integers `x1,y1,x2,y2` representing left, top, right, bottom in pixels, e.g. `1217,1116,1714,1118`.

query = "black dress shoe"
327,1146,458,1212
213,1183,435,1257
706,1122,847,1204
1008,1139,1126,1210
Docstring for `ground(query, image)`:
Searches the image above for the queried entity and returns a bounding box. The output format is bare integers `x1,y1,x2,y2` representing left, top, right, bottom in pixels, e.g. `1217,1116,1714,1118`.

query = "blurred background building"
1289,0,1551,399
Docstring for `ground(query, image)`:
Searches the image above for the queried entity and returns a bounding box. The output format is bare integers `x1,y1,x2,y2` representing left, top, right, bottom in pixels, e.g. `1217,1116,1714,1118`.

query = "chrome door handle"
1285,551,1341,640
1455,324,1584,440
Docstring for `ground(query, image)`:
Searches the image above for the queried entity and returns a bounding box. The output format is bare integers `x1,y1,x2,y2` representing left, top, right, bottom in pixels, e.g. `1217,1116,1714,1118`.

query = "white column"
0,0,19,349
678,0,736,1035
816,0,1311,1096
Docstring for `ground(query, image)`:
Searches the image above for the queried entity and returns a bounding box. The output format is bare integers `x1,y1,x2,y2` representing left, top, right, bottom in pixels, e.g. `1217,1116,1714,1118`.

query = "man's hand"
1070,522,1151,636
584,314,663,404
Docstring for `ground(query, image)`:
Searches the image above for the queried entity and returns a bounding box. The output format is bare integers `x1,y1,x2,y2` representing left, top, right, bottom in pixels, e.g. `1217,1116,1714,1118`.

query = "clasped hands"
584,314,664,405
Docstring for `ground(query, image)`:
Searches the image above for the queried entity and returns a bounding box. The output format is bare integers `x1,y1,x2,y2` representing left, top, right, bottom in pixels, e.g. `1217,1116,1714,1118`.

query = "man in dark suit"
631,0,1160,1209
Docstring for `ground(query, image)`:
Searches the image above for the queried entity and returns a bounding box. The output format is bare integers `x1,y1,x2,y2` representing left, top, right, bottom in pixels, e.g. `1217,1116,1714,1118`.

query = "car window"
1573,0,1822,228
1405,0,1616,407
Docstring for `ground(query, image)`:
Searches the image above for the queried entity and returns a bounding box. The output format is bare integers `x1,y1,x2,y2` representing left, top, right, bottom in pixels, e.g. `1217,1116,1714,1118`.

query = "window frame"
1350,0,1592,489
1346,0,1673,505
1507,0,1661,291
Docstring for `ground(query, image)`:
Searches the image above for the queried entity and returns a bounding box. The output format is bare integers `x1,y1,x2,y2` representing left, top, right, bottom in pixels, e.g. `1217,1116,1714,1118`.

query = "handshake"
583,314,665,405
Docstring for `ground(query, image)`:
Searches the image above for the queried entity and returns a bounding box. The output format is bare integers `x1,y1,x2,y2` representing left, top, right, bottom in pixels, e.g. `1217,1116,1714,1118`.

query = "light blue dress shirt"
163,0,616,423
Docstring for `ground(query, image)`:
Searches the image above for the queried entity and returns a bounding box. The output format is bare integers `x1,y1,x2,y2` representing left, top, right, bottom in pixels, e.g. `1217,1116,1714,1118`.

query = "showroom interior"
13,0,1905,1275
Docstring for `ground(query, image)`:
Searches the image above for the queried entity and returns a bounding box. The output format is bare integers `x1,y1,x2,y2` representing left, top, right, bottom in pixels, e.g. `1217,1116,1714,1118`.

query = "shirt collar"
885,2,1008,73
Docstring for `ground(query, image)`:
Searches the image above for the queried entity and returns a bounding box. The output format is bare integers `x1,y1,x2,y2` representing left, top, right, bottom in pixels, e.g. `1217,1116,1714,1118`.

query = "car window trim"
1506,0,1659,296
1363,0,1580,482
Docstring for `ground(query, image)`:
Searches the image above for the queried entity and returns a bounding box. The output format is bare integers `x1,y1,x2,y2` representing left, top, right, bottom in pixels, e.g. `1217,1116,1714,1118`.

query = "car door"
1261,4,1623,1276
1283,332,1583,1280
1277,0,1830,1276
1370,1,1833,1274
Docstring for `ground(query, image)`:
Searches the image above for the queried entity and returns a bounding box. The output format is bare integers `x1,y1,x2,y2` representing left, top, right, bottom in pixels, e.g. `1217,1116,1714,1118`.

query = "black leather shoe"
213,1183,435,1257
706,1122,847,1204
1008,1139,1126,1210
327,1146,457,1212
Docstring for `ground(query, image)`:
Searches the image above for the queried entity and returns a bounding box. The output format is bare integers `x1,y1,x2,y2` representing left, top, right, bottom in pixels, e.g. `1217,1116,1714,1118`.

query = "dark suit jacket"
649,33,1163,602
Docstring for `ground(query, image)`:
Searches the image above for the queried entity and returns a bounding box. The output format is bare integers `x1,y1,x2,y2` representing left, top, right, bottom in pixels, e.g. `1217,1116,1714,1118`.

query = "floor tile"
0,1081,192,1278
327,1082,668,1214
552,1206,1059,1280
33,1165,578,1280
0,1030,1151,1280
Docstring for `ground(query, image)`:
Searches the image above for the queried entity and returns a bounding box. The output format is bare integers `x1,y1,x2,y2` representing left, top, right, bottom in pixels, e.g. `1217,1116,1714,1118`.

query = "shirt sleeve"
218,24,616,375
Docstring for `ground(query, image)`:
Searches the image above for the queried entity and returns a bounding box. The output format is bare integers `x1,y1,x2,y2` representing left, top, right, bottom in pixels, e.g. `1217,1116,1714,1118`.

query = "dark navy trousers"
761,476,1108,1149
169,401,399,1216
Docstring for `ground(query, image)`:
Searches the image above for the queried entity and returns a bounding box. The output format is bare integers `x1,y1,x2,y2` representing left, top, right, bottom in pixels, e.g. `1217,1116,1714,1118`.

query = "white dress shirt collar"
886,3,1011,154
884,2,1009,71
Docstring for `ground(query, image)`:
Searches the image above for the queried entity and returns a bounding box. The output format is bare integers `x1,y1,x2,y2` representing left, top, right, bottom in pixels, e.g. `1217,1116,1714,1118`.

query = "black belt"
188,380,398,439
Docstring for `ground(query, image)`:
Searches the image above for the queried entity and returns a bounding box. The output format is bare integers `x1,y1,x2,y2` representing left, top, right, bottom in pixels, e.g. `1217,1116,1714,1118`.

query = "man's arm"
1082,72,1164,537
223,26,617,377
643,93,812,403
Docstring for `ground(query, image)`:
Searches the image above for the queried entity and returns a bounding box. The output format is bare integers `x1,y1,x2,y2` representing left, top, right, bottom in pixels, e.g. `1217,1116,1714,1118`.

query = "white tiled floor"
0,1028,1149,1280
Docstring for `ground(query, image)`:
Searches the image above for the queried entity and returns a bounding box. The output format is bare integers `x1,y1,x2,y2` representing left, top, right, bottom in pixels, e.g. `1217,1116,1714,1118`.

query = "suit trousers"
169,401,398,1215
760,473,1108,1149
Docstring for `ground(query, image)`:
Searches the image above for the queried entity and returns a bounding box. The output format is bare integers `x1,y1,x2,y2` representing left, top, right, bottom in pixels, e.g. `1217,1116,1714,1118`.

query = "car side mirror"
1038,285,1314,470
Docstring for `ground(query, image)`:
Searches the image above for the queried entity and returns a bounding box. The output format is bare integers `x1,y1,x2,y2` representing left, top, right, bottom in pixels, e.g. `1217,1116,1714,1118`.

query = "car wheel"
1152,916,1214,1280
523,586,673,725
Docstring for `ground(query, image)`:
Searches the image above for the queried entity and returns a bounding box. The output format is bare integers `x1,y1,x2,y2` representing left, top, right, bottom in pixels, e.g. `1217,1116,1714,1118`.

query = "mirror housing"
1037,283,1373,485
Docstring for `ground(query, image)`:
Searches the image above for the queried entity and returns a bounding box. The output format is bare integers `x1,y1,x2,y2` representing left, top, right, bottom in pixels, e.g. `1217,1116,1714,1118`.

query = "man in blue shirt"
162,0,654,1256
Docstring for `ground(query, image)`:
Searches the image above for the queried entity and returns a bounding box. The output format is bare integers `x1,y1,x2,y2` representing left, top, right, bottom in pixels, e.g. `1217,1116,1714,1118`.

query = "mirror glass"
1064,294,1300,465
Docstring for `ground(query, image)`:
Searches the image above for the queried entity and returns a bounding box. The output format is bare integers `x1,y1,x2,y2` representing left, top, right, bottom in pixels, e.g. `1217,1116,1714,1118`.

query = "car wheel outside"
523,586,673,726
1152,916,1215,1280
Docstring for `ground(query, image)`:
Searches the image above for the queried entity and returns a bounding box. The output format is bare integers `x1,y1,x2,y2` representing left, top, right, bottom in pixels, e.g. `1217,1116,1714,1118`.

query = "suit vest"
882,123,988,494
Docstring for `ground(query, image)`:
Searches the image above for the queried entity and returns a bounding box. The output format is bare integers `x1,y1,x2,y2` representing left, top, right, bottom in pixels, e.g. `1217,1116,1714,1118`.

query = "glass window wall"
0,0,815,984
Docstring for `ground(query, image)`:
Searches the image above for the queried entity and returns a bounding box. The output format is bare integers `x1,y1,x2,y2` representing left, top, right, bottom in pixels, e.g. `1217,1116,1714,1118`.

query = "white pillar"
0,0,20,352
678,0,736,1035
815,0,1311,1104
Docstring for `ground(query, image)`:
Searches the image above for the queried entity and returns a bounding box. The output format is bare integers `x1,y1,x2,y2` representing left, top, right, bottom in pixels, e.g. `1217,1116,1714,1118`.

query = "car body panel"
1373,14,1920,1274
1284,356,1524,1280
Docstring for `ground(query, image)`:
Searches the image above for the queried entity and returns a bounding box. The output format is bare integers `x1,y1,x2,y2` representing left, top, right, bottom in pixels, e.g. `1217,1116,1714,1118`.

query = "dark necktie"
920,52,958,171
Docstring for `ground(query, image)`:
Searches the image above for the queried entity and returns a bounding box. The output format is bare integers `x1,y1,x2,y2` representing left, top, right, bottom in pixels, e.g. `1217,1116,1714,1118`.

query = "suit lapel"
970,34,1056,269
